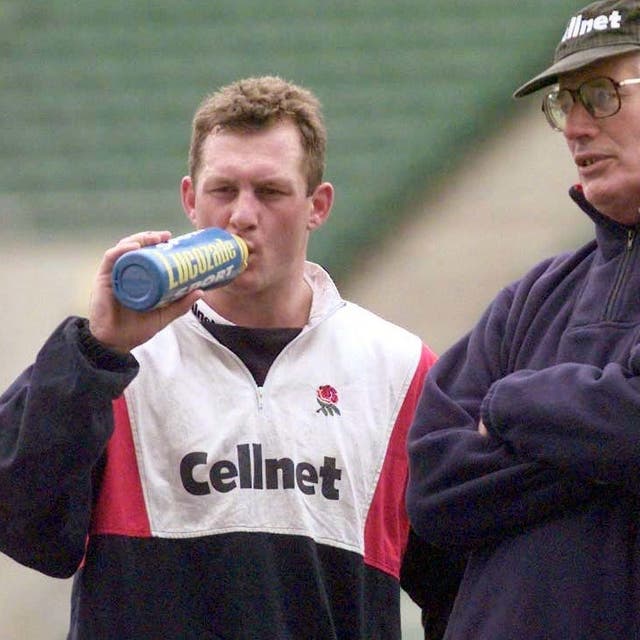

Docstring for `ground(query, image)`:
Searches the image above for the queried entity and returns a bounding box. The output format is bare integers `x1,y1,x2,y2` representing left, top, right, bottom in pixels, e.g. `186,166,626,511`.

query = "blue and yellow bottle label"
112,228,248,311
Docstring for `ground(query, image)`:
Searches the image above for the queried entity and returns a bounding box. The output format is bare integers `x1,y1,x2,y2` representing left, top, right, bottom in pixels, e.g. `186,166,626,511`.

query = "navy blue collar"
570,185,640,261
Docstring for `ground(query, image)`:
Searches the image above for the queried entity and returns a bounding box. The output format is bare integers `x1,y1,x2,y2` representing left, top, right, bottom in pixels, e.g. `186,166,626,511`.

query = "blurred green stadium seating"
2,0,579,282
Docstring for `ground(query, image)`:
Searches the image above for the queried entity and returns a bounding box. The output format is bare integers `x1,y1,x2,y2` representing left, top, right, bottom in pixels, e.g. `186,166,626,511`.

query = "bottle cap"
112,255,164,311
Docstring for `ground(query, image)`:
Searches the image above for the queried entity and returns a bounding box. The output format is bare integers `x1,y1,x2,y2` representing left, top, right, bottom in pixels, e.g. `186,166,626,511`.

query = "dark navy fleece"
407,186,640,640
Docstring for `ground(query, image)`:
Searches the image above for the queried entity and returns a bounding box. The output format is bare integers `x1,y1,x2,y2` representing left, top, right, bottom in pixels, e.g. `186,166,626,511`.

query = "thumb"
158,290,204,326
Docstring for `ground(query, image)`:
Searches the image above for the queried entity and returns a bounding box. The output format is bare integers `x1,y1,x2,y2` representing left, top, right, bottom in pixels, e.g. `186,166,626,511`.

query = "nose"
228,189,259,232
563,100,599,141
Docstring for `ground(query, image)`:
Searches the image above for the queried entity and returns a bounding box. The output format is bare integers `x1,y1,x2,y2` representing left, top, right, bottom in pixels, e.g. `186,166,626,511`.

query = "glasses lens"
580,77,619,118
543,89,572,130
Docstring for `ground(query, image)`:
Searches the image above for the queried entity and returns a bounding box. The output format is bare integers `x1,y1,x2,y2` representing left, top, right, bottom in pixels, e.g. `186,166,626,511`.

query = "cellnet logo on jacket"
179,443,342,500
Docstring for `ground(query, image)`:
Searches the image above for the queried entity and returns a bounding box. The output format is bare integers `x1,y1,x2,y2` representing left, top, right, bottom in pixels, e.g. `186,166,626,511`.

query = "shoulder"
498,241,597,318
510,241,596,295
340,300,421,341
333,301,432,369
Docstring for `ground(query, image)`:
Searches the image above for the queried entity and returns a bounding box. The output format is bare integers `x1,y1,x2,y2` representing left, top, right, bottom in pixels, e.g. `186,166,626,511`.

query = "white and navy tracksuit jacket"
0,263,436,639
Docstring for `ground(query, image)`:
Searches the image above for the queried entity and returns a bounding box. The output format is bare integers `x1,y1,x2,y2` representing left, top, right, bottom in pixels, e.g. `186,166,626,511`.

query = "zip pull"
257,387,264,410
628,229,636,250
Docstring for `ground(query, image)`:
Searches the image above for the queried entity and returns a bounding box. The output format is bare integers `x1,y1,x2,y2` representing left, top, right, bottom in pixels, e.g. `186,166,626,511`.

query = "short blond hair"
189,76,327,194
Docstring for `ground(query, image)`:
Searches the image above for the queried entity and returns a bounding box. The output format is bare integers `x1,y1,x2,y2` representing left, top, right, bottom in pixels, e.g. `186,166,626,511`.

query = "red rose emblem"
318,385,338,404
316,385,341,416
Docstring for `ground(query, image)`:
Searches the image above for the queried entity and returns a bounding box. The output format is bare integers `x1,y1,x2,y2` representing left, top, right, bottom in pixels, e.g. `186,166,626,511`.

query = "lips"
235,236,254,255
574,152,611,168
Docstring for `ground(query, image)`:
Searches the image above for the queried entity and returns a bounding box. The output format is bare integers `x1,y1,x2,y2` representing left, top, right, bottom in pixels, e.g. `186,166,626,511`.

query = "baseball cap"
514,0,640,97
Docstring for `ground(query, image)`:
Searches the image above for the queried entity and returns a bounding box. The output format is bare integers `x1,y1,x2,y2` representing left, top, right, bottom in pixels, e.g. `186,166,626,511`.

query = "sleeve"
400,528,468,640
406,288,601,550
482,344,640,494
0,317,138,577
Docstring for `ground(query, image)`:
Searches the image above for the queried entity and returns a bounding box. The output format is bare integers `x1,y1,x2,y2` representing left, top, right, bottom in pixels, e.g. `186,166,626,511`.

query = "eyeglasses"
542,76,640,131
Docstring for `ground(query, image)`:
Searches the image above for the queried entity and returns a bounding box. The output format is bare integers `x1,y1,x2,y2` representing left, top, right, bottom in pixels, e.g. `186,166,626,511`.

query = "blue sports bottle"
112,227,249,311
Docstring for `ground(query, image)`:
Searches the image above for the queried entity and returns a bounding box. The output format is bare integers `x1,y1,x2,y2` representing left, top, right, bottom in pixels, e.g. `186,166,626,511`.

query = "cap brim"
513,43,640,98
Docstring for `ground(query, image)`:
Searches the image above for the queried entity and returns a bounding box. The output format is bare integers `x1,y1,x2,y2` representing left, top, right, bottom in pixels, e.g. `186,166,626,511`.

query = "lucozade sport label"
112,227,248,311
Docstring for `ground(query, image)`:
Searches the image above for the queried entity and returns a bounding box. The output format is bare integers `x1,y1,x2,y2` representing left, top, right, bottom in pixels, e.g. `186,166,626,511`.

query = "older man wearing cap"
407,1,640,638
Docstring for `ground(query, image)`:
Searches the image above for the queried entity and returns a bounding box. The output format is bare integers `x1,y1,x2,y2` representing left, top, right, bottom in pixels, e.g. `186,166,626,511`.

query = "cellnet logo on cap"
562,9,622,42
513,1,640,97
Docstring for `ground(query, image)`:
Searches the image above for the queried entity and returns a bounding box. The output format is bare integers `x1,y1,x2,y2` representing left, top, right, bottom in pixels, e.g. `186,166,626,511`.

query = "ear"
180,175,197,226
307,182,334,231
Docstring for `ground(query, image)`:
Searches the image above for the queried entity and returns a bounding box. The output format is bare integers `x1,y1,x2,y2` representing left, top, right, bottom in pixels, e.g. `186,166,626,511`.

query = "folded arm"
407,288,600,550
483,349,640,494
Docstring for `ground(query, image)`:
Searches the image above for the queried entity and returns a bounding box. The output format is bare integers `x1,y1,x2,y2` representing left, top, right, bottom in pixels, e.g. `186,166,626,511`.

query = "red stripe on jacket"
90,396,152,537
363,345,436,577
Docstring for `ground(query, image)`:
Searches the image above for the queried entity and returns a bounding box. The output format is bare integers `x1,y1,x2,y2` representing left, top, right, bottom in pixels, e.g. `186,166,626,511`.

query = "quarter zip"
216,347,266,411
603,227,637,321
191,282,346,412
200,320,324,412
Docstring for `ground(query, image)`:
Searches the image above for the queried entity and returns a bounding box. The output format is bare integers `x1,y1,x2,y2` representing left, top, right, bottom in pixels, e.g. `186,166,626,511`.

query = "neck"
202,278,313,328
